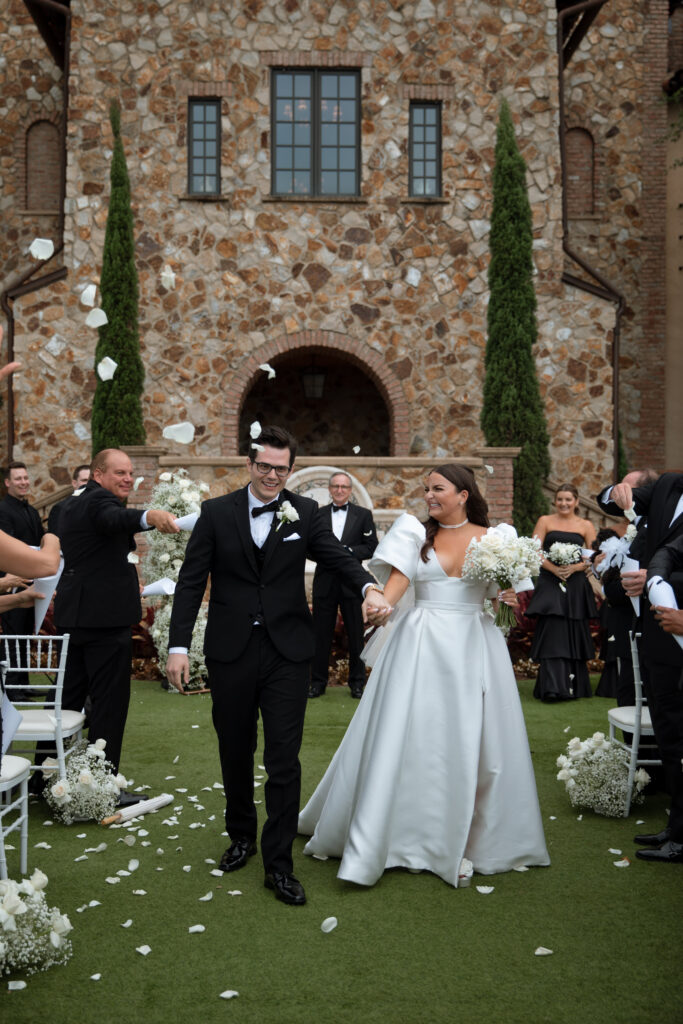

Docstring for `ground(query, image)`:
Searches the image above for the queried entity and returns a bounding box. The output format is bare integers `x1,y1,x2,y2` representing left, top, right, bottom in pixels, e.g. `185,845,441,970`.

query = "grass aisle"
5,680,682,1024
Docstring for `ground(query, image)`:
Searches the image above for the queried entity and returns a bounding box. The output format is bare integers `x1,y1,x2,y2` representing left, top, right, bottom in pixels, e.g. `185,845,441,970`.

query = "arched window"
25,120,61,211
565,127,594,218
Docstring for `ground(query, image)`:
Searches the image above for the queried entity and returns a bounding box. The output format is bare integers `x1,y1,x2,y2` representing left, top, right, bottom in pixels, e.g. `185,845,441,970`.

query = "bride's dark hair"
420,464,489,562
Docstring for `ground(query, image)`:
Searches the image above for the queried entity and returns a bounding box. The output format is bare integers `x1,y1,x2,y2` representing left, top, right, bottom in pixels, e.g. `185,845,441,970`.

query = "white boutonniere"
276,500,300,532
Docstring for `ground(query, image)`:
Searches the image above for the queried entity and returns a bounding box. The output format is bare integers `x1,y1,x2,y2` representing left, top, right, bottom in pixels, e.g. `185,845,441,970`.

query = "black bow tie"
252,500,279,518
332,504,348,512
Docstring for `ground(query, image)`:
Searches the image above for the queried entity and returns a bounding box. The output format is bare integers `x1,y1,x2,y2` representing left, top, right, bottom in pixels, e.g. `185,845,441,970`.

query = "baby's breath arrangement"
42,738,126,824
556,732,650,817
142,469,210,691
0,871,73,976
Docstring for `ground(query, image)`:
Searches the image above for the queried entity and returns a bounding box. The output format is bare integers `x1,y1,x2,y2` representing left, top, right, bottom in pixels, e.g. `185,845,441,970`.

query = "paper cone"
175,513,198,531
33,556,64,632
141,577,176,598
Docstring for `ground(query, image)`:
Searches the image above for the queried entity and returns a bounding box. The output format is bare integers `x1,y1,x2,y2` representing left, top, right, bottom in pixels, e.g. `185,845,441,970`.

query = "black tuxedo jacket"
0,494,44,548
598,472,683,665
53,480,144,630
168,486,376,664
312,503,378,601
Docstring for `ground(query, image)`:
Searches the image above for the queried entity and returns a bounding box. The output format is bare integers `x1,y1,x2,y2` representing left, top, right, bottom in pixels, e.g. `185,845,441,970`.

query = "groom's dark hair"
255,425,298,467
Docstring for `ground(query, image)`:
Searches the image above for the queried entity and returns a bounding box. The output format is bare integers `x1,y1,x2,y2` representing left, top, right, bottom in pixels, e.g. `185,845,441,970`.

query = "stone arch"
565,126,595,217
221,330,411,455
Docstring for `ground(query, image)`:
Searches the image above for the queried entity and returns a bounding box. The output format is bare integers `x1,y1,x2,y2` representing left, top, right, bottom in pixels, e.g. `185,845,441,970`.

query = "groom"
166,426,390,905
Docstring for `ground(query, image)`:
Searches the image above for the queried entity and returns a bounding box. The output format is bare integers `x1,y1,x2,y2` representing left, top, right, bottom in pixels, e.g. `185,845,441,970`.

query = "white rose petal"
189,924,205,933
513,865,529,872
121,919,133,928
613,858,630,867
220,991,239,1000
89,900,101,907
90,973,102,981
128,859,139,872
163,421,195,445
183,866,192,873
160,265,176,290
251,442,265,451
8,979,28,990
81,283,97,307
74,855,88,862
34,842,51,850
563,725,571,733
312,853,328,861
29,237,54,260
352,445,361,453
87,308,109,328
173,755,180,764
484,464,494,474
476,886,495,894
159,472,172,482
210,869,223,877
105,877,121,885
534,947,553,956
123,835,136,847
127,552,139,564
136,945,152,956
321,917,338,933
249,420,261,439
636,820,645,825
133,476,144,491
227,890,242,896
608,848,622,855
198,891,213,902
259,362,276,379
97,356,117,380
133,890,147,895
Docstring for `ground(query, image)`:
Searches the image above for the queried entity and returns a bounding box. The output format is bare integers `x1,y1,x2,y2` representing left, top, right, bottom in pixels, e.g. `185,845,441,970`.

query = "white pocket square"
283,533,301,541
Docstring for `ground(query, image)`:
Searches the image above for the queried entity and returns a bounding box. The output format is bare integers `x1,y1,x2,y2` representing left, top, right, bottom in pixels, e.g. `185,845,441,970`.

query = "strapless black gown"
527,531,598,701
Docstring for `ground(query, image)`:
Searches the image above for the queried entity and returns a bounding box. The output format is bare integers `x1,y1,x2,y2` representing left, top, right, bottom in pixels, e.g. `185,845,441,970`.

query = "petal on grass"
128,859,139,872
220,991,239,1000
136,945,152,956
199,891,213,902
121,920,133,928
90,974,102,981
227,890,242,896
34,841,51,849
210,870,223,877
321,917,338,933
613,858,630,867
133,890,147,895
74,855,88,862
312,853,328,861
608,848,622,855
8,980,28,990
534,947,553,956
106,877,121,884
189,925,206,933
476,886,495,894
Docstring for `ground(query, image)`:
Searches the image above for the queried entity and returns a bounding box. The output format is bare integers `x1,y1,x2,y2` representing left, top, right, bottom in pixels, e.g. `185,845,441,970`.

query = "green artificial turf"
3,679,682,1024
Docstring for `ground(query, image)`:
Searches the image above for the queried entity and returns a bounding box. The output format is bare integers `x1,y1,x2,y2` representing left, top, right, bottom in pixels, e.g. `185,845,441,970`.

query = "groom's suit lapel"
232,486,259,576
261,489,297,574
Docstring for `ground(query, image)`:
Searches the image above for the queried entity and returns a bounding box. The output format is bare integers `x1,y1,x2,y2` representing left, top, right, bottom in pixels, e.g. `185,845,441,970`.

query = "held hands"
166,653,190,692
653,606,683,636
620,568,647,597
147,509,180,534
362,588,392,626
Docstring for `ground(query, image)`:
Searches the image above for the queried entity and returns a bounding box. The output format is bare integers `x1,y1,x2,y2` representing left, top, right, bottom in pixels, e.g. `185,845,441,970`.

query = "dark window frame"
408,101,442,198
271,68,361,198
187,98,221,197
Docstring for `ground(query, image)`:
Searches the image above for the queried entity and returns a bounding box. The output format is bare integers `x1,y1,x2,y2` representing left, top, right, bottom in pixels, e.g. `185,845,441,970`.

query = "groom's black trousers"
206,628,309,874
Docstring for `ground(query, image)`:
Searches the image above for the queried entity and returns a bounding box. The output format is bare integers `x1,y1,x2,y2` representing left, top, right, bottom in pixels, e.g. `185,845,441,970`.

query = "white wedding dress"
298,514,550,887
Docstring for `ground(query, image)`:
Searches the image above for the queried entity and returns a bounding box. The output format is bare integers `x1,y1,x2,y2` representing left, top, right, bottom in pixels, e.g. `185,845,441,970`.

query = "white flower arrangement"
142,469,210,691
0,871,73,976
547,541,582,567
275,500,300,531
462,524,542,632
556,732,650,817
42,739,126,825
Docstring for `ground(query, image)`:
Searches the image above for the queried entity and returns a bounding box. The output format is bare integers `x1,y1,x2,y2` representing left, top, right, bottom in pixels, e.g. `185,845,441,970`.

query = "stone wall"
1,0,653,503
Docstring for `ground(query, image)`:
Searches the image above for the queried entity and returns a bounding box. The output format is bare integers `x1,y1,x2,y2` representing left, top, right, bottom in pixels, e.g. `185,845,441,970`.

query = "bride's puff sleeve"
368,513,424,588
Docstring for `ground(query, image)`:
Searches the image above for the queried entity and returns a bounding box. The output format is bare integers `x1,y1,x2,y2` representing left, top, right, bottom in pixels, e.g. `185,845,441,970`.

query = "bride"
298,464,550,887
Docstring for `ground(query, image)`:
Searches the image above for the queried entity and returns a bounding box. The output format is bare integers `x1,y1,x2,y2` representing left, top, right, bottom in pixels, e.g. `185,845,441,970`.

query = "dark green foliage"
617,427,628,481
481,99,550,535
91,100,145,454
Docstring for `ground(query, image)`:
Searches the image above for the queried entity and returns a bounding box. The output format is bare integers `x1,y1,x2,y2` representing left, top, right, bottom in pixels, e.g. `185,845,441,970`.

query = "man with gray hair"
309,472,378,699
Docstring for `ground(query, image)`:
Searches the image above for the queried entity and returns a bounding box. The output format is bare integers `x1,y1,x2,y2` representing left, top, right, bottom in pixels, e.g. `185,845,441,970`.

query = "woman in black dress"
527,484,597,701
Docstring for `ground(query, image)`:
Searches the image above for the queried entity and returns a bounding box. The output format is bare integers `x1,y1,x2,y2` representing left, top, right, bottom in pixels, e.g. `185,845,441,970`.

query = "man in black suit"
47,464,90,536
54,448,178,775
309,472,378,699
166,426,390,906
0,461,45,692
598,472,683,863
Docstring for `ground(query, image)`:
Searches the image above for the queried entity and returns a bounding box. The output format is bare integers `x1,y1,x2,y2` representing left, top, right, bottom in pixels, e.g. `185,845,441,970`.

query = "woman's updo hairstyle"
420,464,489,562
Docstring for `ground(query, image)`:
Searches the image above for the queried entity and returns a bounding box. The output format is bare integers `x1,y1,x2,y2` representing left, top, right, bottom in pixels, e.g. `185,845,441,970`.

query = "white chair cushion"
14,709,86,737
608,706,653,732
0,754,31,783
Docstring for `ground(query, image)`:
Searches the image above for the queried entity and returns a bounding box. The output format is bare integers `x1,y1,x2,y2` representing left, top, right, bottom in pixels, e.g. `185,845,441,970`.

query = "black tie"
252,501,279,518
332,504,348,512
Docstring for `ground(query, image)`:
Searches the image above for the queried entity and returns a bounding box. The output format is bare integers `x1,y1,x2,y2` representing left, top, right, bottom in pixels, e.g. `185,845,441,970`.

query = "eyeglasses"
251,461,290,478
330,484,351,490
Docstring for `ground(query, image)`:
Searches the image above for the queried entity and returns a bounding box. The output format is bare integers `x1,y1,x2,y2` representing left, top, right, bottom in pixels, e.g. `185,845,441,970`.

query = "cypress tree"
91,100,145,454
480,99,550,534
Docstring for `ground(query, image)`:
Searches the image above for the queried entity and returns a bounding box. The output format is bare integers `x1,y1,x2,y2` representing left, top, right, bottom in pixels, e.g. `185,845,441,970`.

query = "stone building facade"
0,0,680,506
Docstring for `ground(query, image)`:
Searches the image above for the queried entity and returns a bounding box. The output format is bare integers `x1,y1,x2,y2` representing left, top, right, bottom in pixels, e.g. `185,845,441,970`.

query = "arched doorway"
238,348,390,456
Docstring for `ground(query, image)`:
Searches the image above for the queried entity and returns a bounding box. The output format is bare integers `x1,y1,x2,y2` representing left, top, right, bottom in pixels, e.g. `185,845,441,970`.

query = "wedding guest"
47,464,90,535
527,484,597,701
310,472,378,699
299,464,549,887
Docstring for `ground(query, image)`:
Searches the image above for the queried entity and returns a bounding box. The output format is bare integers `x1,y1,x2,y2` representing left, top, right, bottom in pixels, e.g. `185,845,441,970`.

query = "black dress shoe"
219,839,257,872
117,790,145,808
634,827,672,846
308,685,326,698
349,686,363,699
264,871,306,905
635,840,683,863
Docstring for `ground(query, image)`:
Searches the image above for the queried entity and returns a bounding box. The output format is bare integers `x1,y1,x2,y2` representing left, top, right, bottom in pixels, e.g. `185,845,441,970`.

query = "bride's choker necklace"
439,518,469,529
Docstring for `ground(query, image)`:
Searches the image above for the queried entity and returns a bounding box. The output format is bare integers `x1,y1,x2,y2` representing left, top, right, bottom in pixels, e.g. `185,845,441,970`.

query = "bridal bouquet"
556,732,650,817
42,738,127,825
0,871,73,976
462,525,542,633
142,468,210,690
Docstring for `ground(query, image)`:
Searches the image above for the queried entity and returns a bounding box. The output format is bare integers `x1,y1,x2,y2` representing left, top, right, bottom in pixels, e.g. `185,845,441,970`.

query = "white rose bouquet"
547,541,584,592
556,732,650,817
462,524,542,632
0,871,73,976
42,738,127,825
142,469,210,691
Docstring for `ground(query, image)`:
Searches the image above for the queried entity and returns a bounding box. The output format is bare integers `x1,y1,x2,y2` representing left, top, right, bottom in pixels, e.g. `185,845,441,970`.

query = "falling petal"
484,464,494,475
8,980,28,990
321,917,338,933
136,945,152,956
90,974,102,981
251,442,265,452
534,947,553,956
81,283,97,307
29,237,54,260
127,552,139,564
133,476,144,491
476,886,495,894
608,635,616,642
121,920,133,928
199,891,213,902
259,362,276,379
352,445,361,454
42,820,53,826
160,265,176,290
97,356,117,380
249,420,261,439
549,816,557,821
636,820,645,825
86,308,109,328
220,991,239,1000
312,853,328,861
613,858,630,867
189,925,206,934
163,421,195,445
568,674,575,681
608,848,622,855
